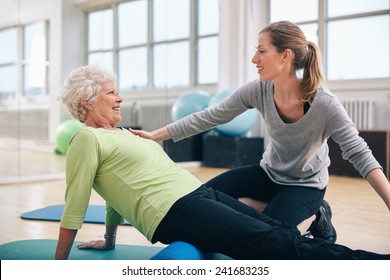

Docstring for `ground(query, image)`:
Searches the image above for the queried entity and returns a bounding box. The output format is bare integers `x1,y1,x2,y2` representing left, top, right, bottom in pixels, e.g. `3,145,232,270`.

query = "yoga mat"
0,239,232,260
0,239,161,260
20,204,131,225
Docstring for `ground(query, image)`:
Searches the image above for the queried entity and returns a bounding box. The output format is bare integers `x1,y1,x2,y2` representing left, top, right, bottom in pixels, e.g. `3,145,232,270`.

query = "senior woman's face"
91,81,123,127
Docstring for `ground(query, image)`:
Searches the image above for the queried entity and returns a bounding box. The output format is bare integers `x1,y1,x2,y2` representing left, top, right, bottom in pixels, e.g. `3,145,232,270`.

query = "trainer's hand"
129,128,154,140
77,240,114,250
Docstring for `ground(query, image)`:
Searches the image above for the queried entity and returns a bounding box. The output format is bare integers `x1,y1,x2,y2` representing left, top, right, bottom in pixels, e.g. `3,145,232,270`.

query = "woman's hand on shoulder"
129,127,172,142
128,128,154,140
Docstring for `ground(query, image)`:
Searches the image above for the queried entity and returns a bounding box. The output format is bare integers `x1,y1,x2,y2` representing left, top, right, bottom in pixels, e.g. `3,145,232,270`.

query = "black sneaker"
308,200,337,243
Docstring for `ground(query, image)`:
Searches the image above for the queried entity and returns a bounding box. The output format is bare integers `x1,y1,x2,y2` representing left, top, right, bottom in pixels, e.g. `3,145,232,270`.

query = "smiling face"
251,32,285,81
85,81,123,128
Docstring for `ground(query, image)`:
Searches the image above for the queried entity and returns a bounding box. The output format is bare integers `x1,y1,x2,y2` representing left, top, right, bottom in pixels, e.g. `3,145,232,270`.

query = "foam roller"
150,241,205,260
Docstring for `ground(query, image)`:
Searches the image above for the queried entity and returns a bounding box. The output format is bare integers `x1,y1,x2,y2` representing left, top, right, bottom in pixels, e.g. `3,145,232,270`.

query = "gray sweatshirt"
167,80,381,189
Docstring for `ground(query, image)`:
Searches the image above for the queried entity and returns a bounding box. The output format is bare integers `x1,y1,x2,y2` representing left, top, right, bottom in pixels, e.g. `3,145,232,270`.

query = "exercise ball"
171,90,211,121
209,89,257,137
55,119,84,154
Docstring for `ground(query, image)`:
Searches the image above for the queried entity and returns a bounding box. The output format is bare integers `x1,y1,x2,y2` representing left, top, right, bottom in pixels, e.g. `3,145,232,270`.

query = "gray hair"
58,65,116,122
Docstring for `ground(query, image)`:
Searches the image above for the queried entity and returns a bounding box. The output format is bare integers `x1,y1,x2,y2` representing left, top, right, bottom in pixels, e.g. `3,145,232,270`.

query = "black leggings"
205,165,325,226
152,185,389,260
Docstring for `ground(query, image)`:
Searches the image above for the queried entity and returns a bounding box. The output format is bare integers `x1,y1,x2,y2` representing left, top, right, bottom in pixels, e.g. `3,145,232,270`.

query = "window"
153,41,190,88
153,0,189,41
153,0,190,88
23,22,48,97
119,48,148,90
0,28,17,99
86,0,220,93
270,0,318,23
87,9,114,72
269,0,390,81
327,15,389,80
197,0,219,84
0,21,49,101
118,0,148,90
327,0,389,17
298,23,318,46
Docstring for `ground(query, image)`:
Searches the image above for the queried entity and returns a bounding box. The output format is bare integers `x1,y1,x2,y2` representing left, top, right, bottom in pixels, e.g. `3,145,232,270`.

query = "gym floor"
0,147,389,254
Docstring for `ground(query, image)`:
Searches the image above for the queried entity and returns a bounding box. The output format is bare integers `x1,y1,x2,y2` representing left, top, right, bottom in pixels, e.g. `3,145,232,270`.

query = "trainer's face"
251,32,285,81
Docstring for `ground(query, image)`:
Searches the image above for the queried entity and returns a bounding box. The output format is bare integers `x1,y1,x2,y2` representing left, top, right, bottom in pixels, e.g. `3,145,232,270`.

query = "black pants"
152,185,389,260
205,165,325,226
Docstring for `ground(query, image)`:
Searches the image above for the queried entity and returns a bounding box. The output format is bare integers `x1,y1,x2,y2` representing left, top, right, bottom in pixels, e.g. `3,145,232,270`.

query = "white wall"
47,0,85,141
218,0,268,91
0,0,52,27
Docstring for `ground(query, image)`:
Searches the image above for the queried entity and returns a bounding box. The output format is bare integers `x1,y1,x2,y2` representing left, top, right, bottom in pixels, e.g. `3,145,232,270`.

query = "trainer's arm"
366,168,390,211
130,127,171,142
55,227,78,260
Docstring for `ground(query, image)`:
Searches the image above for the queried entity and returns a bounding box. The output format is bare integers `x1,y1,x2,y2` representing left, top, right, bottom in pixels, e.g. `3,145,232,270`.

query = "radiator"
139,103,173,131
127,98,374,132
339,98,375,130
116,102,173,131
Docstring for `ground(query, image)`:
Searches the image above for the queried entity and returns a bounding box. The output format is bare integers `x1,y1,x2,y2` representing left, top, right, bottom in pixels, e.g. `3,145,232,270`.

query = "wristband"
104,233,117,239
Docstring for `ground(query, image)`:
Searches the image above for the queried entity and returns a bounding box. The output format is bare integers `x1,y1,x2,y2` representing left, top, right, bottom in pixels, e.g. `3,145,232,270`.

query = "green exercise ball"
55,119,84,154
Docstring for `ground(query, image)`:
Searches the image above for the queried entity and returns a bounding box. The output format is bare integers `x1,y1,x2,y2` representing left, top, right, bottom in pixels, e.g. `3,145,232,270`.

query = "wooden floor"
0,147,389,255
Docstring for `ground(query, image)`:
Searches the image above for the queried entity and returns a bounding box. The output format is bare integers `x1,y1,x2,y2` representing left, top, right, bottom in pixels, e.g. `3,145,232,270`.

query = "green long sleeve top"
60,126,201,242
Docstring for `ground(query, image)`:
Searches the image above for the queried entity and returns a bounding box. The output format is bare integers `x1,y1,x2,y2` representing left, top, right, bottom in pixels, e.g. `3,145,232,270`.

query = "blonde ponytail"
301,41,325,103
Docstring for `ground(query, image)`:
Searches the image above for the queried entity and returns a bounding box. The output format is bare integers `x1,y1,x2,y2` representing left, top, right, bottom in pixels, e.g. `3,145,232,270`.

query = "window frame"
0,20,50,106
85,0,219,101
268,0,390,92
0,27,18,101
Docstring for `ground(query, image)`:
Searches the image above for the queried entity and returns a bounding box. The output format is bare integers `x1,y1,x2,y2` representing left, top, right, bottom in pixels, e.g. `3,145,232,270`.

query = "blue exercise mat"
20,204,131,225
0,239,232,260
0,239,162,260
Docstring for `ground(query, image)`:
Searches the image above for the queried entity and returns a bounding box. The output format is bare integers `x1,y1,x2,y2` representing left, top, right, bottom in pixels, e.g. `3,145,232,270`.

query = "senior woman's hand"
77,239,115,250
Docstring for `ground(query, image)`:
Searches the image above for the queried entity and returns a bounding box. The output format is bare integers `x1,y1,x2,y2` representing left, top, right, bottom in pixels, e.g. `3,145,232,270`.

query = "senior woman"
54,65,389,260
